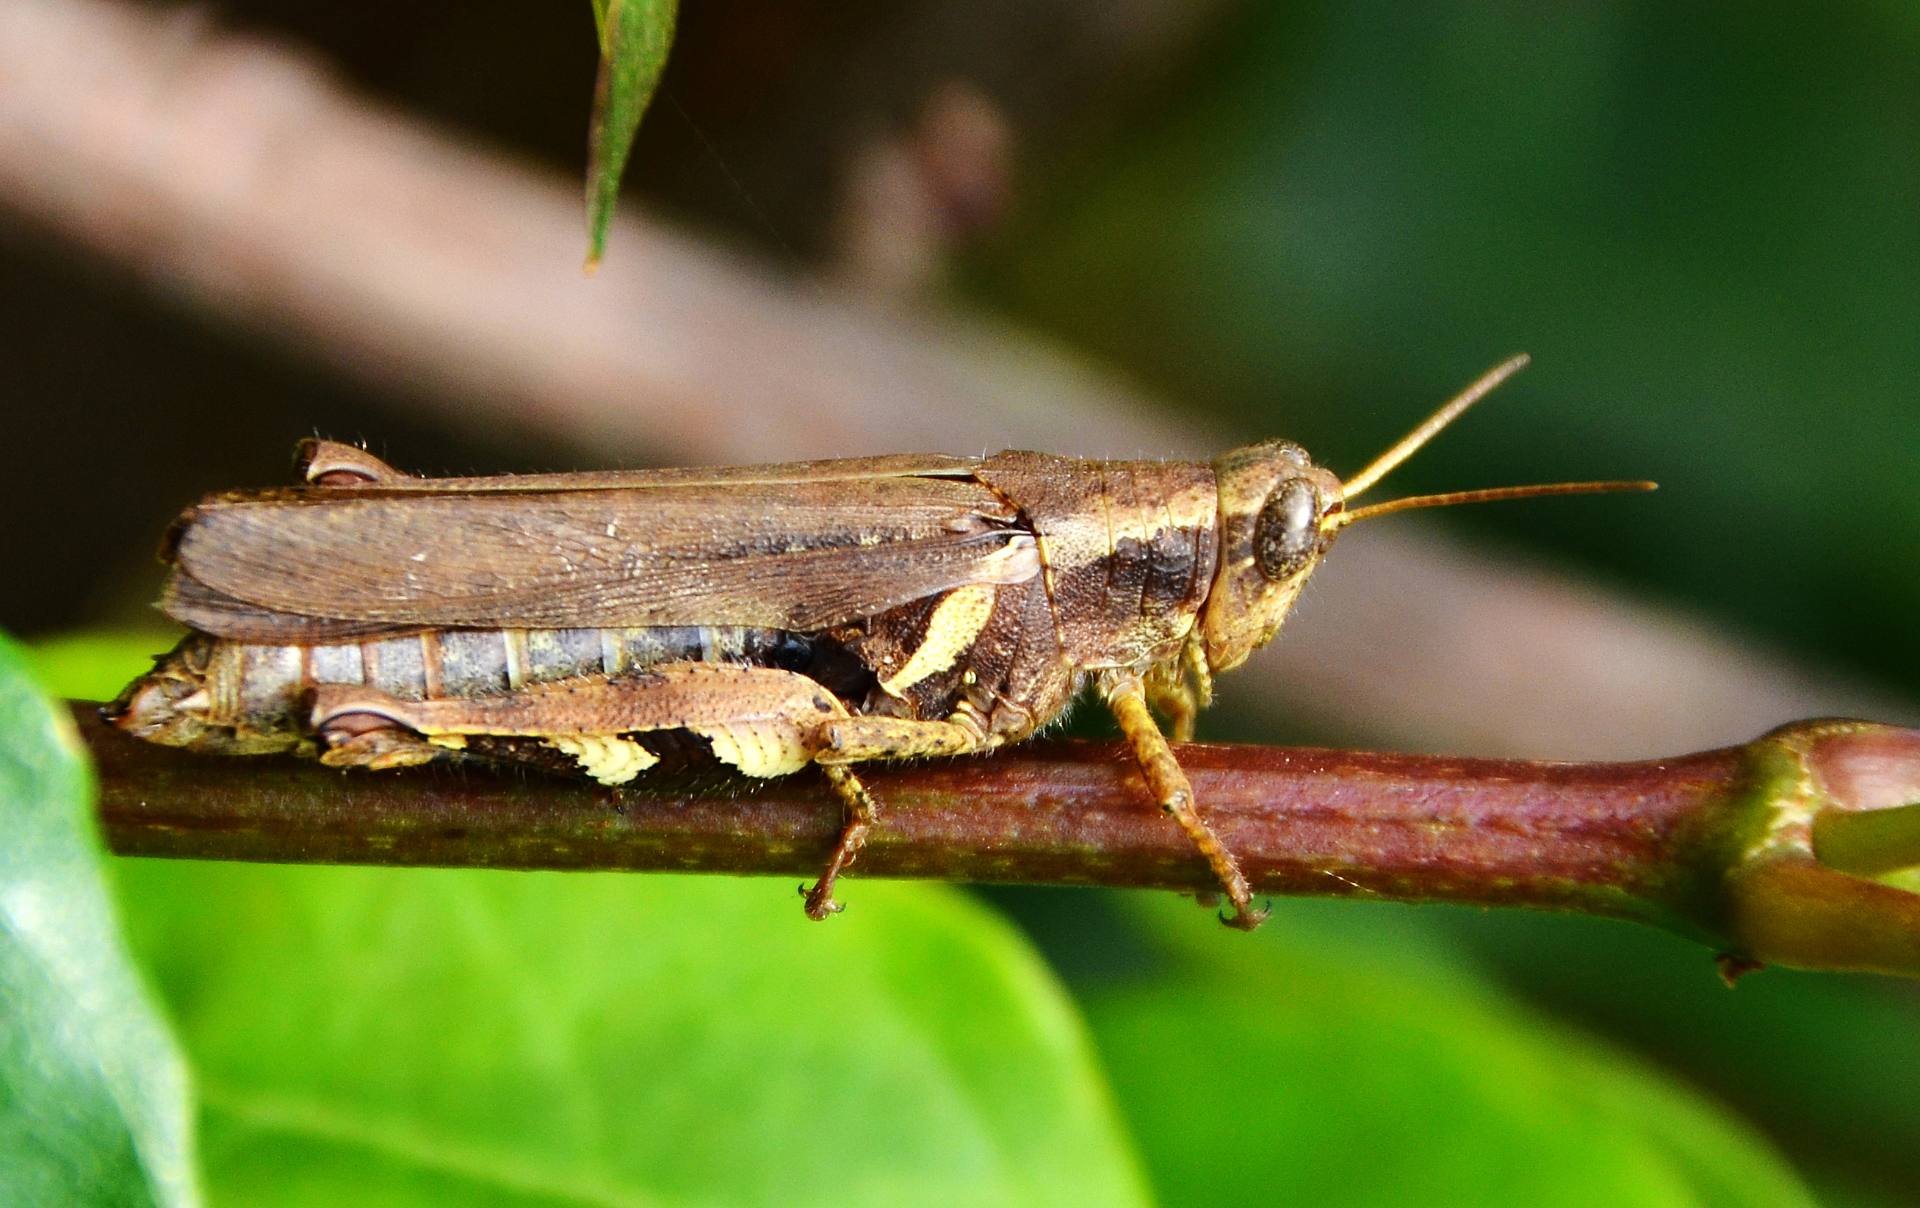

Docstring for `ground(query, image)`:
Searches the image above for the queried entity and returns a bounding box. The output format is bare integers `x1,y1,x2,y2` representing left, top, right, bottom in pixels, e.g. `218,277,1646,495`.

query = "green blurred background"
4,2,1917,1204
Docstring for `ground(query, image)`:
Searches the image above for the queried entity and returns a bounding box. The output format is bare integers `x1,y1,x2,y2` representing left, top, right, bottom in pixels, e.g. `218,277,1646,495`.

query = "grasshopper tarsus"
1219,899,1272,932
799,882,846,919
804,763,878,921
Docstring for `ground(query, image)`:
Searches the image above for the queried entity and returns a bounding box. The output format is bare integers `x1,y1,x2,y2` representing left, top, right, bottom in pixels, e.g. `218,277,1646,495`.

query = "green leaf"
1084,897,1813,1208
1429,908,1920,1198
113,862,1147,1207
0,633,200,1206
584,0,677,270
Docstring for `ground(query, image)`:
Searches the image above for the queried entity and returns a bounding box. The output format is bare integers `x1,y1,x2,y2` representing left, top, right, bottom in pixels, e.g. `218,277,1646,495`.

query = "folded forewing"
165,474,1039,640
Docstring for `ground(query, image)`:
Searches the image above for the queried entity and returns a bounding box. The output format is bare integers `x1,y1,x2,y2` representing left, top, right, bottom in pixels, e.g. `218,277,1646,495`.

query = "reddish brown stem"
78,705,1920,975
74,704,1722,915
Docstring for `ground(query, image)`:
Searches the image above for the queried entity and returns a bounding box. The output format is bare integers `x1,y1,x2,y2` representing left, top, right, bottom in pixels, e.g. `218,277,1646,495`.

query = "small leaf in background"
1085,896,1814,1208
584,0,678,271
26,631,181,704
0,633,200,1207
114,861,1148,1207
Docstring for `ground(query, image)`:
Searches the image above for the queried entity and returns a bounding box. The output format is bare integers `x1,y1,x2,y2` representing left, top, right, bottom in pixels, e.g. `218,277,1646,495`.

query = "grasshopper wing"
163,470,1040,641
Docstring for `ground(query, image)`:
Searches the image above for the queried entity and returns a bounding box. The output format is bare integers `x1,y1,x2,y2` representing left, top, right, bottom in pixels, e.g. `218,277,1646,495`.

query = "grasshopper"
108,355,1651,926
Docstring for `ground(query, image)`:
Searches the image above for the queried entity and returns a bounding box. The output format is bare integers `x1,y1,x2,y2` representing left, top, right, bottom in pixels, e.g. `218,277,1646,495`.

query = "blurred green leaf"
1427,907,1920,1202
585,0,677,270
27,631,180,704
975,4,1920,1193
0,633,199,1206
1082,896,1813,1208
112,861,1147,1207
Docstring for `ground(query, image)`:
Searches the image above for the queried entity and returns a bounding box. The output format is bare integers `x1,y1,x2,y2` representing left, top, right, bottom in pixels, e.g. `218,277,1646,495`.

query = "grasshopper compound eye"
1253,479,1321,582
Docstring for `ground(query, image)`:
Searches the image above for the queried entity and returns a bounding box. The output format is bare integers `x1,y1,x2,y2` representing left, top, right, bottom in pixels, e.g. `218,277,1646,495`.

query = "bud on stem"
1712,721,1920,979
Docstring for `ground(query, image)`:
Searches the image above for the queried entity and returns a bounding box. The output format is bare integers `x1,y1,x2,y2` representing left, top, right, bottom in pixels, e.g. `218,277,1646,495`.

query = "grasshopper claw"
802,882,846,920
1217,899,1271,931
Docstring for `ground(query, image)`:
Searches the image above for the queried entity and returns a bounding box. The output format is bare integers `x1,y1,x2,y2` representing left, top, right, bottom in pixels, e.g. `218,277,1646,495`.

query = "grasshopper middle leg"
799,710,994,916
804,765,874,919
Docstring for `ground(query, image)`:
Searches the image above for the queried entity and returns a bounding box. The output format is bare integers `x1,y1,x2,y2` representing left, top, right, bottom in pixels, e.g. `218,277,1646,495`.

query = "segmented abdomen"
197,625,798,745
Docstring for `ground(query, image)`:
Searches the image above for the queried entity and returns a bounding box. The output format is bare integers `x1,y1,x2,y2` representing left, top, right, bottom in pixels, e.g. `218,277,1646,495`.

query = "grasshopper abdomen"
111,624,847,758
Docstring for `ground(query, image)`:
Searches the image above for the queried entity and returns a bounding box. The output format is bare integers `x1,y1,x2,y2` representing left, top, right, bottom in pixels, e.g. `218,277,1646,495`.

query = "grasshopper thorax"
1199,440,1345,674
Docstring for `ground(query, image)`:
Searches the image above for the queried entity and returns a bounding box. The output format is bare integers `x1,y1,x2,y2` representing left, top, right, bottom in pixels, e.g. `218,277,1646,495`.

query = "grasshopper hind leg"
802,765,878,919
307,666,986,923
313,707,451,771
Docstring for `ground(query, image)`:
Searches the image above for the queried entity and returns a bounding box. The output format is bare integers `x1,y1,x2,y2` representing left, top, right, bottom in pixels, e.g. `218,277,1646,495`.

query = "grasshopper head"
104,635,304,755
1199,355,1656,676
104,636,225,748
1199,440,1345,674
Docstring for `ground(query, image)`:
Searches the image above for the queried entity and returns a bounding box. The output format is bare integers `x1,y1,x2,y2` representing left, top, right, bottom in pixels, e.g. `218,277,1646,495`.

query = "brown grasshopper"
108,355,1651,926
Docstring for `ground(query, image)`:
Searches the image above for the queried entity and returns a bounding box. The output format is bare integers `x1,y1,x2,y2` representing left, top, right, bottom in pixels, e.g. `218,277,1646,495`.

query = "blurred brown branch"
77,705,1920,979
1,0,1909,759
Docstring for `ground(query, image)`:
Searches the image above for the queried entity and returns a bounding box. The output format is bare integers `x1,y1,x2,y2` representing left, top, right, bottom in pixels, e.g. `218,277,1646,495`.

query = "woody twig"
75,705,1920,980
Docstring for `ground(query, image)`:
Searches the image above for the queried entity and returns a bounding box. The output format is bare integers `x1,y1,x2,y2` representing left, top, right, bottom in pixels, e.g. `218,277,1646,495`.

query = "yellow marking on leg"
1145,645,1206,744
880,584,998,697
1104,671,1265,930
696,722,814,778
428,734,469,751
546,735,659,785
1158,682,1198,745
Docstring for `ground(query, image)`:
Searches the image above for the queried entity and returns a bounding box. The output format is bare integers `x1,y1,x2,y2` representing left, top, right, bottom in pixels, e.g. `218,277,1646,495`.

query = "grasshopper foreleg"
1142,637,1212,744
1102,669,1266,930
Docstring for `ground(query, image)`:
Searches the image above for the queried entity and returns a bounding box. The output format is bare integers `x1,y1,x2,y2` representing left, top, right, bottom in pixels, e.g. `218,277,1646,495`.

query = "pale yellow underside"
545,734,660,785
695,722,814,778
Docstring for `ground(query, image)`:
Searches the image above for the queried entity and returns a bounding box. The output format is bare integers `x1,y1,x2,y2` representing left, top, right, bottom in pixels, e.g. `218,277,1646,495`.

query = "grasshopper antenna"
1341,353,1532,501
1336,480,1657,526
1333,354,1656,526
